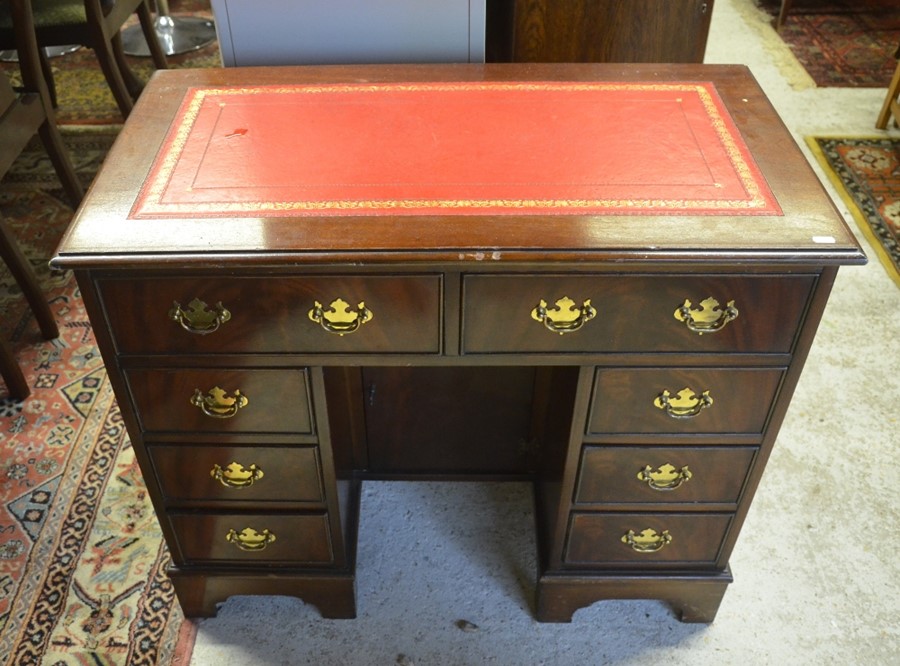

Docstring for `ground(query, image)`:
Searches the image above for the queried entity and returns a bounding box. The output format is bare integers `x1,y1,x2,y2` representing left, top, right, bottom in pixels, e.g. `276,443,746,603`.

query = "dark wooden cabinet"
53,63,864,624
488,0,715,63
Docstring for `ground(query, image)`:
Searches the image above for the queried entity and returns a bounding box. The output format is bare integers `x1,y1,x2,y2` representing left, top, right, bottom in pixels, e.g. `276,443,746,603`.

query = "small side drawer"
148,445,324,504
169,511,333,564
125,368,313,434
587,367,784,435
462,274,814,354
575,446,757,505
565,513,732,566
98,274,442,354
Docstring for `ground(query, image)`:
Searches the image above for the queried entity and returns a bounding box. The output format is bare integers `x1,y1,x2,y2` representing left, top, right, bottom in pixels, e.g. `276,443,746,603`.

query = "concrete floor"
187,1,900,663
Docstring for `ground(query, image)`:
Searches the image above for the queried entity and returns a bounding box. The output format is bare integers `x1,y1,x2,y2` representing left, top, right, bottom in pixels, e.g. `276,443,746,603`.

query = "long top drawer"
97,275,442,354
463,274,815,354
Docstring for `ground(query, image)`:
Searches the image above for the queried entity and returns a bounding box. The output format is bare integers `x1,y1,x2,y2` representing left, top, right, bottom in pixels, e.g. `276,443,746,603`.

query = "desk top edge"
53,63,866,267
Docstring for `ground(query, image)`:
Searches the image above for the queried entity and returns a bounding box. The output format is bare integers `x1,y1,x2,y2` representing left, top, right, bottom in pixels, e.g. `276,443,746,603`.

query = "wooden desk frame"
53,64,864,624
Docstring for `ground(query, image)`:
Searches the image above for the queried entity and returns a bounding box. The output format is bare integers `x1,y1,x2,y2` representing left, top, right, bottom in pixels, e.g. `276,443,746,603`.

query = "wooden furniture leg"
0,219,60,400
7,0,84,206
136,0,169,70
0,220,59,340
36,46,57,107
0,1,72,400
0,0,169,122
0,335,30,399
876,49,900,129
776,0,794,30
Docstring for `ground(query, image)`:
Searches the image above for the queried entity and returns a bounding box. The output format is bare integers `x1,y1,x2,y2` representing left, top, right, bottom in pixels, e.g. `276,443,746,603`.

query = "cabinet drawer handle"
637,463,692,491
621,528,672,553
211,462,264,488
530,296,596,335
653,388,712,419
169,298,231,335
190,386,248,418
308,298,373,336
225,527,276,552
674,297,738,334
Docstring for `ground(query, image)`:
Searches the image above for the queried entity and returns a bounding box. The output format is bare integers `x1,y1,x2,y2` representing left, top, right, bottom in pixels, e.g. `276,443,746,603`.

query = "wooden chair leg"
776,0,794,31
0,218,59,340
36,120,84,207
7,0,84,206
91,36,134,119
0,334,30,400
876,59,900,130
36,46,58,108
137,0,169,71
111,32,143,99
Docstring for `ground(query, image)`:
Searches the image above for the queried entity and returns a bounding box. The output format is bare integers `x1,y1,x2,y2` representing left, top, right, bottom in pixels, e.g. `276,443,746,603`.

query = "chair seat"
0,1,89,32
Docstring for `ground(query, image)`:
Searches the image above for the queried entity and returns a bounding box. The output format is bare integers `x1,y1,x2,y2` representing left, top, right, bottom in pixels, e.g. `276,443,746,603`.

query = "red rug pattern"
1,128,190,665
756,0,900,87
808,136,900,285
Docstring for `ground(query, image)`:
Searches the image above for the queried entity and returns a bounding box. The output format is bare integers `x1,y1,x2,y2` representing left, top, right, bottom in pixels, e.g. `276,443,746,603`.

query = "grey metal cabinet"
211,0,486,66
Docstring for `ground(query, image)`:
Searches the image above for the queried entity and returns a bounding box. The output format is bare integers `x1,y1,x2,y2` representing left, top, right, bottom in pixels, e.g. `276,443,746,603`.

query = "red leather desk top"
132,81,781,219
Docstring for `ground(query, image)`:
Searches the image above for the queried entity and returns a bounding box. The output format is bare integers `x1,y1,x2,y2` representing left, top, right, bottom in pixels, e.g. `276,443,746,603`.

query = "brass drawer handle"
308,298,373,336
190,386,249,419
621,528,672,553
653,388,712,419
637,463,692,491
530,296,596,335
211,462,264,488
169,298,231,335
225,527,276,552
674,297,738,335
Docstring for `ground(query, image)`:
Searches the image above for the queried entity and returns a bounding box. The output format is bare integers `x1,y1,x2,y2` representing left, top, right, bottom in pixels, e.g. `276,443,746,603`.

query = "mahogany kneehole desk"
53,64,865,623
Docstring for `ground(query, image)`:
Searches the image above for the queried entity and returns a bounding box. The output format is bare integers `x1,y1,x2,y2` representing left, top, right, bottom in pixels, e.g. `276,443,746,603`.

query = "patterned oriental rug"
807,137,900,286
0,128,194,664
755,0,900,87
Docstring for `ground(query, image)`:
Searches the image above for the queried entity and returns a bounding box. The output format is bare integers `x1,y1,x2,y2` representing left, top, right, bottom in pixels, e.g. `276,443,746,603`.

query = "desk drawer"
587,367,784,435
149,445,324,504
565,513,732,566
169,511,333,564
125,368,313,434
575,446,756,505
462,274,814,354
98,275,441,354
